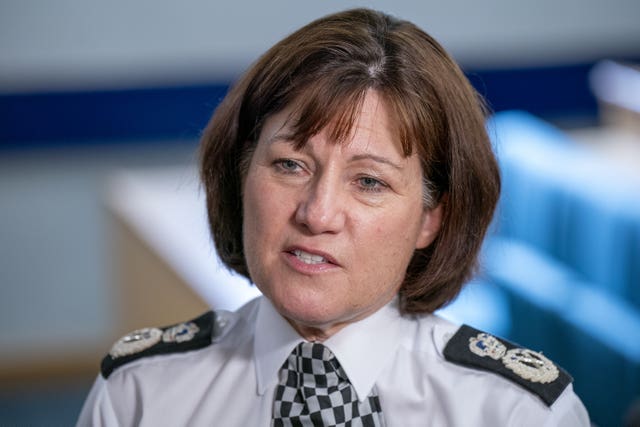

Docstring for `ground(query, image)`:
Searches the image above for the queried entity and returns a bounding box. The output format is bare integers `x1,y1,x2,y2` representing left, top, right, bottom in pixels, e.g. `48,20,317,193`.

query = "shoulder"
100,299,260,379
101,311,218,378
440,323,572,407
411,319,589,425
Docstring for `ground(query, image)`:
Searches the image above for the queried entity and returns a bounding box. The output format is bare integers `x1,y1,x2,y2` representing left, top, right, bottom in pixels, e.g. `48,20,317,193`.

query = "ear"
415,202,443,249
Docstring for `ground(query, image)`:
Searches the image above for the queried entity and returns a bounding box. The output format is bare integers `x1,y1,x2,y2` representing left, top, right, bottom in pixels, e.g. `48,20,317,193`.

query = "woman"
78,8,589,426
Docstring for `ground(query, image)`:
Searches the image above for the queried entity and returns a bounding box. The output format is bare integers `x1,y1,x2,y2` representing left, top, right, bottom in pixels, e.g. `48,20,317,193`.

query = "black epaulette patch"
443,324,572,406
101,311,216,379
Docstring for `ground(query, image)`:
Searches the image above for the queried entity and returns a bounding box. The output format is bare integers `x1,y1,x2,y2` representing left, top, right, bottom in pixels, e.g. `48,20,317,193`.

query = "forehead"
260,90,409,157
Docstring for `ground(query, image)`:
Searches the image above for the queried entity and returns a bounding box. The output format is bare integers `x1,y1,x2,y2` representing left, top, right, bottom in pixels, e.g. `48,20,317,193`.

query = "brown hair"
200,8,500,313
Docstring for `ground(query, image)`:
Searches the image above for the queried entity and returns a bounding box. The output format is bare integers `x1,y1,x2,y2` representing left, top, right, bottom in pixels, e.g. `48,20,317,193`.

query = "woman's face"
242,90,442,340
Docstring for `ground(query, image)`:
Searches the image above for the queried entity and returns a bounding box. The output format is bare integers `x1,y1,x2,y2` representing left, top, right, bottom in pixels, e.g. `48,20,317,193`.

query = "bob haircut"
200,8,500,314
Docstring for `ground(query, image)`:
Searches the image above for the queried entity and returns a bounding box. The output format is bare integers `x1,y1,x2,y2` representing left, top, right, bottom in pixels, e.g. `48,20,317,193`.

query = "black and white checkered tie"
272,342,385,427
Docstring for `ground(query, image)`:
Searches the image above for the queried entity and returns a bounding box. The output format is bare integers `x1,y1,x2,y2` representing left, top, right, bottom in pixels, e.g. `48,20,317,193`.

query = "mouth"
291,249,327,265
285,247,339,267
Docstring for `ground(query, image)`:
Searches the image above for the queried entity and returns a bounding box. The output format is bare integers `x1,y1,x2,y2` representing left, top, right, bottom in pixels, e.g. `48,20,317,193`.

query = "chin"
274,290,344,329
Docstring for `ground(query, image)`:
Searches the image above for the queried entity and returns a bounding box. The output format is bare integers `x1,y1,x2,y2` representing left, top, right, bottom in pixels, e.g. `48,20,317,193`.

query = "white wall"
1,0,639,92
0,141,199,364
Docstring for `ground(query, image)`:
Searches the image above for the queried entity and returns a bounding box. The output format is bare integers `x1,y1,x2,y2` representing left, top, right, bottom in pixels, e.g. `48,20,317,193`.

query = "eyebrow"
267,133,294,145
349,154,403,170
267,133,403,170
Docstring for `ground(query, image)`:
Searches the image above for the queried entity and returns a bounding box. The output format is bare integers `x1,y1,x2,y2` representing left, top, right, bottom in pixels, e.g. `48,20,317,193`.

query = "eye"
274,159,303,174
356,176,387,192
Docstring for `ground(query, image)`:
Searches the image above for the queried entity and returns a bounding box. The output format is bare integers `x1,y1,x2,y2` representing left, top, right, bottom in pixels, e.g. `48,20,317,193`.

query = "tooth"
293,250,326,264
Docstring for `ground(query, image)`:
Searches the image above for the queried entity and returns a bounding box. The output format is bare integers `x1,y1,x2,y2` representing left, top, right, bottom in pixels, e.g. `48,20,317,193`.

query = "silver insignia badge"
469,333,507,360
109,327,163,359
162,322,200,343
501,348,559,384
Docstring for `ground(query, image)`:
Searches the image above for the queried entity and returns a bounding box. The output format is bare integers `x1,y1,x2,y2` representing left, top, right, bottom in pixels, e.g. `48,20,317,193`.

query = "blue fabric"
482,237,640,427
488,111,640,308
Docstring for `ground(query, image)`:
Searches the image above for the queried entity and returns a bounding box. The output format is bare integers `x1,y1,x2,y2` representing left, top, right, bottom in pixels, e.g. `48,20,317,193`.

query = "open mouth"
291,249,327,265
286,247,339,267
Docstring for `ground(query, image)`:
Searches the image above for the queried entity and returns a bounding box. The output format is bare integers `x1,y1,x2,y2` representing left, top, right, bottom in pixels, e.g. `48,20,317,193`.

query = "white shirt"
77,296,590,426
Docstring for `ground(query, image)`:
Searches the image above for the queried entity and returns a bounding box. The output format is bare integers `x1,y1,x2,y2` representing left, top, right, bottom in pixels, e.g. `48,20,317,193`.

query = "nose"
294,174,346,234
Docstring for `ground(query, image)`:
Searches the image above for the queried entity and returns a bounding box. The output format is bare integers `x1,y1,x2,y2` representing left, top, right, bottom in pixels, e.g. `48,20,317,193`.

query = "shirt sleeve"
542,384,591,427
76,375,120,427
505,383,590,427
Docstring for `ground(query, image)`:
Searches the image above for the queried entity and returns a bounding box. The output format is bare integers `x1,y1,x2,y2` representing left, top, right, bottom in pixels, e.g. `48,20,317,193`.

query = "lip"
282,245,341,273
285,245,340,265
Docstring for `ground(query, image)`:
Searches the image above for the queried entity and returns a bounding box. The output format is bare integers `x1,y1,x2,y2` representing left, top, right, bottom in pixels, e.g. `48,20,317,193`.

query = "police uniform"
77,296,590,426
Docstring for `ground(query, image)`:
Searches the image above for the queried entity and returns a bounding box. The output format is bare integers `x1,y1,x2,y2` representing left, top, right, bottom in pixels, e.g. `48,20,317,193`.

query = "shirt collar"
254,297,302,395
324,298,404,402
253,296,404,401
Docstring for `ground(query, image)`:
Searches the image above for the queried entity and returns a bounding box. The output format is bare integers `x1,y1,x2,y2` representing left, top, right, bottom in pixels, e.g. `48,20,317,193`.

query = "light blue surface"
437,278,511,337
489,110,640,307
485,237,640,361
487,110,640,427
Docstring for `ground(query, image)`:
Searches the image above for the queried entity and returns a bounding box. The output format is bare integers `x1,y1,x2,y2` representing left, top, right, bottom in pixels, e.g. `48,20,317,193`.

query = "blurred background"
1,1,639,426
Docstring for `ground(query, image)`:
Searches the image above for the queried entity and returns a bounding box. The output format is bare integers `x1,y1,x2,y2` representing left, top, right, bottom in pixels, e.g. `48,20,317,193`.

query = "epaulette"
101,311,220,379
443,324,572,406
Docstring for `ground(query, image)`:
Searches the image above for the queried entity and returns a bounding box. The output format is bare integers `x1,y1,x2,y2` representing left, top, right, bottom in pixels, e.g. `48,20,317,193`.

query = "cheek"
242,173,294,249
242,176,267,248
243,174,270,224
362,210,423,266
369,211,417,245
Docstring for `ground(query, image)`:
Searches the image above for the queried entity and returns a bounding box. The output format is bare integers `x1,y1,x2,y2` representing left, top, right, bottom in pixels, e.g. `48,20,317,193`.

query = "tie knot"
274,342,385,424
281,342,347,390
296,342,338,375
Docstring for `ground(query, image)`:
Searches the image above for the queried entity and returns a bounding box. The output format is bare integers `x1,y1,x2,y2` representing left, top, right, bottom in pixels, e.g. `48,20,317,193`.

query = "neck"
286,319,348,342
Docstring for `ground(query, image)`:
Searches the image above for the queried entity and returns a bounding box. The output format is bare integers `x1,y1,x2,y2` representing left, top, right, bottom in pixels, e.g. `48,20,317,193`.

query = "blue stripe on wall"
1,60,631,148
0,84,230,148
468,62,598,118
